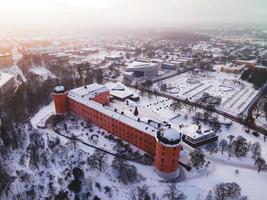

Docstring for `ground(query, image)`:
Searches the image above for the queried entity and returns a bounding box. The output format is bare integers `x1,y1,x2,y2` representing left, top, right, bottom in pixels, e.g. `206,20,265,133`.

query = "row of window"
68,99,156,155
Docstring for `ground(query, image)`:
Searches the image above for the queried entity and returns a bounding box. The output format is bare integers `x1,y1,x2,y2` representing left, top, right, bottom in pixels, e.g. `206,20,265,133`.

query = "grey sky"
0,0,266,33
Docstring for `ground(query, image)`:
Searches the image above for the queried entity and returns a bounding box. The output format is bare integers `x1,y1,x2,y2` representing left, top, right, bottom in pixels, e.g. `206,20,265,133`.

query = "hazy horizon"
0,0,267,35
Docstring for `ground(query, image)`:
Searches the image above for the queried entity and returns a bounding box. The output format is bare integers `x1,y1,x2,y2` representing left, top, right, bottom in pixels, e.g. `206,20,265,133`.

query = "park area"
153,70,259,116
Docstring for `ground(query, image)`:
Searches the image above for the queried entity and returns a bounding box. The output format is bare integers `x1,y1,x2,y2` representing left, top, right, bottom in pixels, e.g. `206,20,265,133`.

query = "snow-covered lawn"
153,71,259,116
29,66,56,80
30,101,55,128
23,94,267,200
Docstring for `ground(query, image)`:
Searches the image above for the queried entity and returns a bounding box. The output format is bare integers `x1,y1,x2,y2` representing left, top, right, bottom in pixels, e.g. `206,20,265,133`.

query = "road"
241,81,267,119
137,86,267,136
205,154,257,171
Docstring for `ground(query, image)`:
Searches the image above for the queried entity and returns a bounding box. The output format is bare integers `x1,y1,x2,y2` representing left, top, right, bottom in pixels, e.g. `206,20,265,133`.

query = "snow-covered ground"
29,66,56,80
0,65,27,82
30,101,55,128
153,71,259,116
20,88,267,200
255,115,267,130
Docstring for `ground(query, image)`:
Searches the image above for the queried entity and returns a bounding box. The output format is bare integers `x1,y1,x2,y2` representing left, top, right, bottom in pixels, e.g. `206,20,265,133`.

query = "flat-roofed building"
180,123,218,148
125,61,161,79
108,82,139,101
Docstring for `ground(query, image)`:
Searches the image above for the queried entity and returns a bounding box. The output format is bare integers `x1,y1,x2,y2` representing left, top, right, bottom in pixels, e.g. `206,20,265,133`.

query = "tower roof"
53,86,65,94
157,128,181,147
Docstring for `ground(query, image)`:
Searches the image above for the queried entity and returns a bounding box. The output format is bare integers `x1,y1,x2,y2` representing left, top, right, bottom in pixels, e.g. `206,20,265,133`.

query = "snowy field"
153,71,259,116
20,87,267,200
0,65,27,82
29,66,56,80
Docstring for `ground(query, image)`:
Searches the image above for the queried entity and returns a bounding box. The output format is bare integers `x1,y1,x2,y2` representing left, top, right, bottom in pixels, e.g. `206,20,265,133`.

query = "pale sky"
0,0,266,33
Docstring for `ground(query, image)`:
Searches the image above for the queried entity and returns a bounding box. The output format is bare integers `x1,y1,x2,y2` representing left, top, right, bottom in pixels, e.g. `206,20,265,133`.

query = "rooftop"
108,82,136,99
67,84,181,140
70,83,109,99
126,61,159,70
180,124,215,139
53,86,65,94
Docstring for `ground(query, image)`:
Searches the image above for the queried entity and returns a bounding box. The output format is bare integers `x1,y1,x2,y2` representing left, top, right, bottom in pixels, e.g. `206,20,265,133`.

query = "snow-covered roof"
162,128,181,141
112,82,126,91
70,83,109,99
108,82,137,99
180,124,215,139
122,71,134,76
126,61,160,72
105,55,123,59
53,86,65,93
68,86,180,139
0,72,14,88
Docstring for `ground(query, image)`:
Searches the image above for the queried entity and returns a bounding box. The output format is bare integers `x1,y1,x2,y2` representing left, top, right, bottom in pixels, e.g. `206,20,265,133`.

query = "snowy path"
205,154,258,171
183,142,260,171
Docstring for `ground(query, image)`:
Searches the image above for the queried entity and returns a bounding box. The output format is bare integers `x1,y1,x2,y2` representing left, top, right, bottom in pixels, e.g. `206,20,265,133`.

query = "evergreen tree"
134,107,139,116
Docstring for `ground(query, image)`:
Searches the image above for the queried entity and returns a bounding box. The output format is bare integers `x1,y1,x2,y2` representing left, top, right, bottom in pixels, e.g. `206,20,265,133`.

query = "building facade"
53,83,181,179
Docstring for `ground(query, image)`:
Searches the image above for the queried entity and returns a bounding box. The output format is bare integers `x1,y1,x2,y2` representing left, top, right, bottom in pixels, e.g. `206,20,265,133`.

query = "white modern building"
125,61,161,78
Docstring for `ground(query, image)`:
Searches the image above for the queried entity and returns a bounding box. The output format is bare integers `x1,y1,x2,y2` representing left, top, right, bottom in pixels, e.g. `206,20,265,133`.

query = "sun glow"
0,0,266,34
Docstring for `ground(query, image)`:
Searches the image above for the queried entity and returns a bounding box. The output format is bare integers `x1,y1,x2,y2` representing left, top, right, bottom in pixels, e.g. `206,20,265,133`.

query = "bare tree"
205,190,213,200
163,184,186,200
208,141,218,155
27,143,40,171
227,135,235,147
190,149,205,169
255,157,266,173
231,136,249,158
112,156,137,184
219,139,228,155
69,134,78,150
87,150,107,172
214,182,241,200
250,142,261,159
131,185,150,200
0,166,12,197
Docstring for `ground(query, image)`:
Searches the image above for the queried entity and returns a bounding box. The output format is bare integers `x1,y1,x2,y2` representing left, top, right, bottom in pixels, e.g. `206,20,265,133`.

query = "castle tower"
53,86,68,114
154,127,181,179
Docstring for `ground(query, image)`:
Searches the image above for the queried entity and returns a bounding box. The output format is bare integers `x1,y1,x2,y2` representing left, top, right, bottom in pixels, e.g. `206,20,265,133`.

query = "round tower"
53,86,68,114
154,127,181,179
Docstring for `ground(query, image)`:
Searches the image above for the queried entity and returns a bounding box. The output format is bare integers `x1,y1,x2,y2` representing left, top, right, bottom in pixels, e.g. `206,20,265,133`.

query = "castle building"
53,83,182,179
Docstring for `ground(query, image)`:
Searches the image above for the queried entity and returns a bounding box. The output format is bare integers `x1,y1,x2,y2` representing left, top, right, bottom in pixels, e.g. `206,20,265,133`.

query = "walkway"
136,86,267,136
